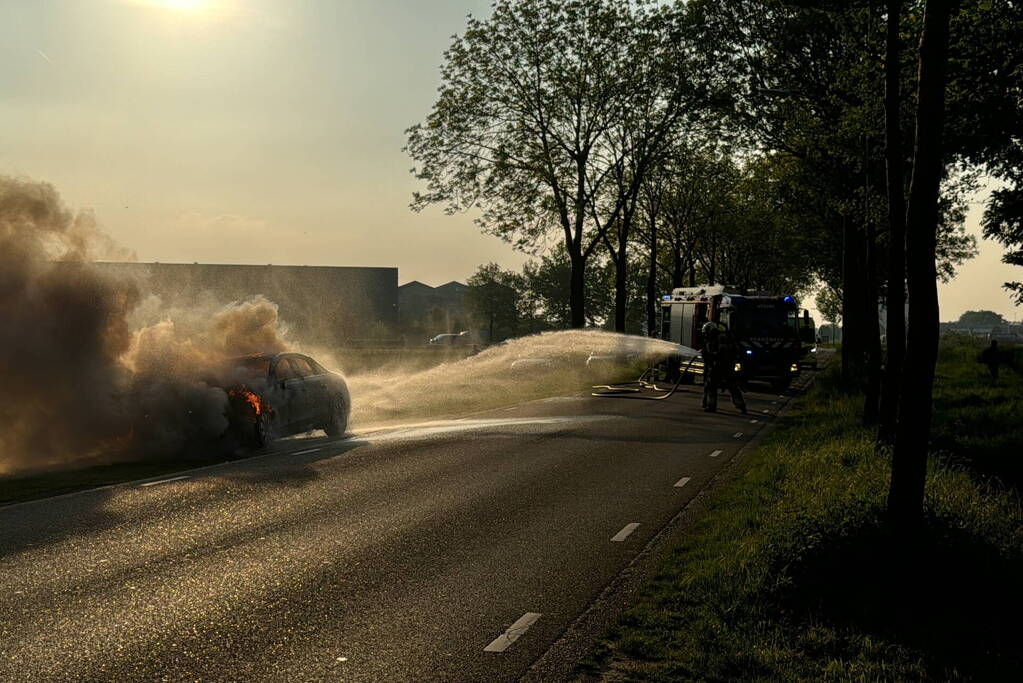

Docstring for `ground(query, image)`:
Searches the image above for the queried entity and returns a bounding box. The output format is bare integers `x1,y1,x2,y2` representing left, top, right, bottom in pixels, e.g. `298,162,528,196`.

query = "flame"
229,389,266,416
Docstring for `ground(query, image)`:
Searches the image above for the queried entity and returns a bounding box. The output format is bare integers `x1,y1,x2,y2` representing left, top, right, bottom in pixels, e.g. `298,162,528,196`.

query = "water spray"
591,349,702,400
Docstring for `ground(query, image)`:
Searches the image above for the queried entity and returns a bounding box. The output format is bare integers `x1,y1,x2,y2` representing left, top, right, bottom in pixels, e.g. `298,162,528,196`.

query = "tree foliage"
466,263,522,342
956,310,1007,327
407,0,700,327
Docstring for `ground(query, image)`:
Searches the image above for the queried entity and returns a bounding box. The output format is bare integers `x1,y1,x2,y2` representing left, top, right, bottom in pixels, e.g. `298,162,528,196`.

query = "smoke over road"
1,175,688,477
0,176,295,475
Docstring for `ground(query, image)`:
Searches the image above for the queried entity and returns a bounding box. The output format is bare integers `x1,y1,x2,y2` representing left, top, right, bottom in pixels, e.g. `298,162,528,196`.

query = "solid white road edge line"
484,612,542,653
709,449,722,458
674,477,691,488
610,522,641,542
139,476,189,487
290,448,322,456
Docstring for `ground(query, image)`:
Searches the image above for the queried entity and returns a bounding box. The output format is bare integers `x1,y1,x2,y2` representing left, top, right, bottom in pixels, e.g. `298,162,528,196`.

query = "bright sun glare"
147,0,208,12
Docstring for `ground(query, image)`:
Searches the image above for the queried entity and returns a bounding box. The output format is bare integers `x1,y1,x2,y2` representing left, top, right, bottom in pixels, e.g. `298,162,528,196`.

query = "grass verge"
587,340,1023,681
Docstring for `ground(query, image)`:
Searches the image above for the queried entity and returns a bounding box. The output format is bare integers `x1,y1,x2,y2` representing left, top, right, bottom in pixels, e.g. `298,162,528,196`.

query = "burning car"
219,352,351,447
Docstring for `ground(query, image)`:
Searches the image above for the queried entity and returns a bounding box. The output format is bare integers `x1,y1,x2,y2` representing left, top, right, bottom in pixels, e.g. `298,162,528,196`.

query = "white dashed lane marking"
139,476,189,487
484,612,542,652
733,432,744,438
674,477,691,488
709,449,722,458
750,419,759,424
610,523,641,542
290,448,321,456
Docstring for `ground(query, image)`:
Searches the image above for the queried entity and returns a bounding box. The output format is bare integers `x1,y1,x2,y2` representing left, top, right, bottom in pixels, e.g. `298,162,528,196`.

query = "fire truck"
659,285,808,391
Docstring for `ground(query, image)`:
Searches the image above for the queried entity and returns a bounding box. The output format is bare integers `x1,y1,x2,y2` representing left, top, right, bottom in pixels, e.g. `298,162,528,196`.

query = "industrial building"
398,280,469,344
95,262,473,347
97,262,399,347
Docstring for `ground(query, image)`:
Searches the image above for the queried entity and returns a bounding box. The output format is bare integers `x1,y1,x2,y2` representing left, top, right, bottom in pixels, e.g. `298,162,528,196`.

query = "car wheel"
323,399,348,438
253,412,275,448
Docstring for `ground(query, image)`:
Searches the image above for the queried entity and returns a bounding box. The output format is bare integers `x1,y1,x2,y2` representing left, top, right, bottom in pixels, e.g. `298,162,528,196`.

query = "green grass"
587,341,1023,681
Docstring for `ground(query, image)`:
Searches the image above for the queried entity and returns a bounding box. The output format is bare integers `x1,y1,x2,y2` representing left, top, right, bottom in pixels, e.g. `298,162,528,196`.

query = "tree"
878,0,907,444
466,263,522,342
945,1,1023,303
888,0,957,527
956,310,1006,327
520,248,612,328
594,4,703,332
816,285,843,326
407,0,658,328
983,184,1023,304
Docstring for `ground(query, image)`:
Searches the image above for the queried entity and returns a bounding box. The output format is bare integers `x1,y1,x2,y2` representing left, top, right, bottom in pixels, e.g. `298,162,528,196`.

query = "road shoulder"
520,369,819,682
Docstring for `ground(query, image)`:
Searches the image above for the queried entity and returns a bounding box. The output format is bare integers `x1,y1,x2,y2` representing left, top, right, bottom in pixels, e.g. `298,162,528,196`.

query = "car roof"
227,353,276,363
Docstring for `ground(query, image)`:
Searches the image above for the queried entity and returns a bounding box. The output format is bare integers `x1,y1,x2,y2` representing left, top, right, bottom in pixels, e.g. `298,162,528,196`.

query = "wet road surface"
0,372,816,682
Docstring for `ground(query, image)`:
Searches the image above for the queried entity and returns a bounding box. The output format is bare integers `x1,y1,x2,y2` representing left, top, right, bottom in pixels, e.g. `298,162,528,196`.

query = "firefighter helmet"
702,321,725,335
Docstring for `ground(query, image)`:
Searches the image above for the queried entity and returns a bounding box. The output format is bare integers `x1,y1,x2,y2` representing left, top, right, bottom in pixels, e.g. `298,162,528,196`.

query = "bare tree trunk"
888,0,954,527
707,241,717,285
614,214,631,333
864,218,882,424
841,216,865,387
614,260,628,332
879,0,907,445
569,246,586,328
672,244,684,287
646,218,658,337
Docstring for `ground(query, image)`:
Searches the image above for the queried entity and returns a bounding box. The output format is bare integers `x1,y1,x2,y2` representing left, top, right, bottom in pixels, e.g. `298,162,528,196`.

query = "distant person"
701,322,747,414
981,339,1001,381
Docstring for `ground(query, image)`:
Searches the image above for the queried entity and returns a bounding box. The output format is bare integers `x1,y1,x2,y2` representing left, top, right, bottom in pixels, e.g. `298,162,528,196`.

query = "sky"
1,0,1019,322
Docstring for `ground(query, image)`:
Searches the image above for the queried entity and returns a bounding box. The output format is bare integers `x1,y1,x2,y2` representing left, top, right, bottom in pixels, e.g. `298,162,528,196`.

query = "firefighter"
701,321,748,414
980,339,1001,381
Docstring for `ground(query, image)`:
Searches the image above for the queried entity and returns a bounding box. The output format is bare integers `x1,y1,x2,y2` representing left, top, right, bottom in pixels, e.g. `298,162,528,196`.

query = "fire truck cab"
659,285,806,390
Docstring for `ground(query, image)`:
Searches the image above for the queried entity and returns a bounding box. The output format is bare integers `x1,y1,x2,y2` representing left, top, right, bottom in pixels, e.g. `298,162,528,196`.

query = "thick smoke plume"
0,176,295,475
1,175,689,476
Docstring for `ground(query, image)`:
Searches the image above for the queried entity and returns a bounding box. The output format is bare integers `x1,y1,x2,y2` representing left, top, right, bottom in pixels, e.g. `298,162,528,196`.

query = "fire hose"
590,354,702,400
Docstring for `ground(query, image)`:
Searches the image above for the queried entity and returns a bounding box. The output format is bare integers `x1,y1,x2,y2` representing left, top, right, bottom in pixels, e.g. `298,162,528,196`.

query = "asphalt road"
0,370,816,682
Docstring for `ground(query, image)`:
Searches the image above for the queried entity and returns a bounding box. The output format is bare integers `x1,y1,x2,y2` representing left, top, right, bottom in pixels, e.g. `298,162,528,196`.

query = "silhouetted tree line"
409,0,1023,524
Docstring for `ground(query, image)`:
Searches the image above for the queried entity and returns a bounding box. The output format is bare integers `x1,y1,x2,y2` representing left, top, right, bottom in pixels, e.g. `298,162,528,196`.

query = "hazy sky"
1,0,1019,321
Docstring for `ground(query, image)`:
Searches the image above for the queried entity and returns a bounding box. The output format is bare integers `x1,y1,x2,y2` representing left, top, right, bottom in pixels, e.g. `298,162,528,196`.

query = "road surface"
0,371,816,682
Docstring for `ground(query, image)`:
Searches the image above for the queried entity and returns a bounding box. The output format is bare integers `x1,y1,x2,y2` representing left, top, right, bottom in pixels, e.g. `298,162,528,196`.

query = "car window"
235,356,271,376
289,357,316,377
275,358,298,381
303,357,327,375
220,356,270,386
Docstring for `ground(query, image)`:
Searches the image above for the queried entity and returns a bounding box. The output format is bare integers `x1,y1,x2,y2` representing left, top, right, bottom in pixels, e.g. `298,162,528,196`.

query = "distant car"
217,352,351,447
428,331,470,346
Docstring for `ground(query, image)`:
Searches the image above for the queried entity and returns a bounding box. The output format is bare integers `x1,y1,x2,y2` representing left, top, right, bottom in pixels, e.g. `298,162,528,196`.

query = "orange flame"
229,389,266,416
